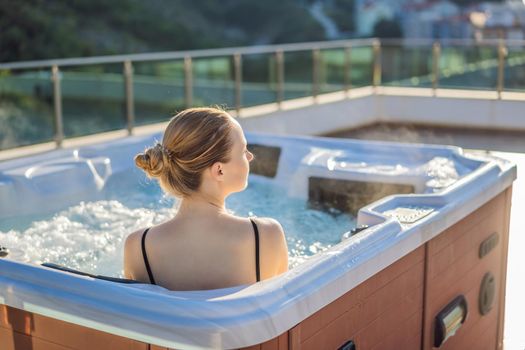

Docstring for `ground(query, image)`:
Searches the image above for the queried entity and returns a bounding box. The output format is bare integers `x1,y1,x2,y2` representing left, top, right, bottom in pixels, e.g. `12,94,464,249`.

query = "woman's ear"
210,162,225,181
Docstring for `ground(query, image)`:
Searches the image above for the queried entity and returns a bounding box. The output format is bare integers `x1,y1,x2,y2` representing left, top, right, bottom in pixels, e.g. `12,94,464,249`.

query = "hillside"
0,0,326,62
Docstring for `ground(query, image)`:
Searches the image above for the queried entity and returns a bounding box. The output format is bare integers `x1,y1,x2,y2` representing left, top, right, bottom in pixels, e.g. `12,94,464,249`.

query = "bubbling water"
0,176,355,276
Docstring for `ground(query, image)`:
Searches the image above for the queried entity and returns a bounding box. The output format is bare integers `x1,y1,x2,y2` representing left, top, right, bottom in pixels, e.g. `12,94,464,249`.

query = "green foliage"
0,90,54,149
0,0,326,63
0,0,89,61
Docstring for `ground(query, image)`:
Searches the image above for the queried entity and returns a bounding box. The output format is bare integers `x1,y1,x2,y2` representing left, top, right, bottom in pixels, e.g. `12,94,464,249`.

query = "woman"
124,107,289,290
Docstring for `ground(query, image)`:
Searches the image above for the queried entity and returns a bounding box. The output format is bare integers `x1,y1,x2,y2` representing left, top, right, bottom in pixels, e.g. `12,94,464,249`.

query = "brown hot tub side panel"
240,333,289,350
422,189,511,350
284,246,425,350
0,304,148,350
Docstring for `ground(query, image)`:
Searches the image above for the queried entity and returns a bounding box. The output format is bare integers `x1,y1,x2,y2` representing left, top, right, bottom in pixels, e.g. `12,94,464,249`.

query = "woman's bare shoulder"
124,228,145,250
228,215,285,249
252,217,288,275
252,217,284,236
123,228,148,280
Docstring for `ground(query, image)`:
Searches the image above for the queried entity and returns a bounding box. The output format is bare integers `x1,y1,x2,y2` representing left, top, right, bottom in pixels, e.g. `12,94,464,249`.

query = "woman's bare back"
124,215,288,290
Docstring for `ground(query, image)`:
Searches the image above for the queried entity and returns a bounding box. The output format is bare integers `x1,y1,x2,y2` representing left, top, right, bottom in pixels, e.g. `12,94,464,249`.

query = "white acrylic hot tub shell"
0,133,516,349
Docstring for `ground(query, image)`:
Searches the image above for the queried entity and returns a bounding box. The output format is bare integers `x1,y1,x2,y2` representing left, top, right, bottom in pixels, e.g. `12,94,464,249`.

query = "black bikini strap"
141,228,157,285
250,219,261,282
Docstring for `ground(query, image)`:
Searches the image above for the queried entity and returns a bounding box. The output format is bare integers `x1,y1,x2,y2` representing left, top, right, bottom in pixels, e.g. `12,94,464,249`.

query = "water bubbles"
1,176,356,274
0,199,173,276
228,181,355,269
308,242,326,254
422,157,460,190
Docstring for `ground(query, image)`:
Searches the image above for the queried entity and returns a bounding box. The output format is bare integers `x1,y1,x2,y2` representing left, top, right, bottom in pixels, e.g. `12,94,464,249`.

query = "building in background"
401,1,471,39
468,0,525,40
351,0,525,40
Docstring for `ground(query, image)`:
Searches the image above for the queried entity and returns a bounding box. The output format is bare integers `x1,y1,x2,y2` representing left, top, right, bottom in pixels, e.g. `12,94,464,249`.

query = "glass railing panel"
133,60,185,125
242,53,276,107
319,49,345,94
350,45,373,87
283,50,313,100
0,68,54,150
60,63,126,138
438,44,498,90
381,44,433,87
192,56,235,109
504,44,525,92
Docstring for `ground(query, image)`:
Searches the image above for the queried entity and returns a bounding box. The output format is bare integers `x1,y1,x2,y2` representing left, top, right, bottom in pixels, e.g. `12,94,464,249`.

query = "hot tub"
0,132,516,350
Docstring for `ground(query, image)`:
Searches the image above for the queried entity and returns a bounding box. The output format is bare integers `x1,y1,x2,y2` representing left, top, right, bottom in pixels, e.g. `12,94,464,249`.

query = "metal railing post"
184,56,193,108
233,53,242,117
344,45,352,96
372,39,382,89
432,42,441,96
275,50,284,109
51,65,64,147
312,48,321,101
123,60,135,135
497,39,506,99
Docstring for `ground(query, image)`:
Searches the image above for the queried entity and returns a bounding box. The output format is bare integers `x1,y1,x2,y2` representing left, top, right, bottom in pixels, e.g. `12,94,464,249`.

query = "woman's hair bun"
133,107,235,198
134,144,165,178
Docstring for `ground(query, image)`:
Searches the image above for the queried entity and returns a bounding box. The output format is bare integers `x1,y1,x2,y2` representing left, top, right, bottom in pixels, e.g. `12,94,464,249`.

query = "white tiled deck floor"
333,124,525,349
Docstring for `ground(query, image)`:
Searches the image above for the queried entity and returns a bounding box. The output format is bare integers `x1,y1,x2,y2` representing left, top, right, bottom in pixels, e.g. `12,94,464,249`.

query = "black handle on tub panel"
434,295,468,348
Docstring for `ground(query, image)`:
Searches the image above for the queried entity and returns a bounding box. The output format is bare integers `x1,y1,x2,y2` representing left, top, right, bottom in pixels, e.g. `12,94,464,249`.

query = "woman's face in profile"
223,120,253,194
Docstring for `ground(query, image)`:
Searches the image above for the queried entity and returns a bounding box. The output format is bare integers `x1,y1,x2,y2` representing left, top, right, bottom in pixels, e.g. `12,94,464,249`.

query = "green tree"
0,0,89,61
0,0,326,63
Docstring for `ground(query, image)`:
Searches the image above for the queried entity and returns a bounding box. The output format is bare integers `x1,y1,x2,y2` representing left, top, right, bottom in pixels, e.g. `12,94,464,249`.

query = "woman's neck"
176,193,227,217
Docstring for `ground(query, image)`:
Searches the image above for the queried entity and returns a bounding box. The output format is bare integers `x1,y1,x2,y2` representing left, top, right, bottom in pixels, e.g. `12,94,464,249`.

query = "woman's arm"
123,230,141,280
259,218,289,278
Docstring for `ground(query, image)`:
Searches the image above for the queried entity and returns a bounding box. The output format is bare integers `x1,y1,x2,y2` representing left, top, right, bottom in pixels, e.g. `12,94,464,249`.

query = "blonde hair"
135,107,235,197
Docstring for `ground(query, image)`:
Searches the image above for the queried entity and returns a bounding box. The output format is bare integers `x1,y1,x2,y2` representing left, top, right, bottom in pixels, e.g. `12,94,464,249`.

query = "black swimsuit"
141,218,261,285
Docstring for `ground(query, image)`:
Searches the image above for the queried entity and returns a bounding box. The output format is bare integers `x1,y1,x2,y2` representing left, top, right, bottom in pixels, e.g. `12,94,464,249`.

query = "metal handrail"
233,53,242,115
372,39,382,88
275,50,285,108
51,65,63,146
184,56,193,109
0,38,376,70
0,38,520,149
497,39,507,99
380,37,525,47
123,60,134,134
432,42,441,94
